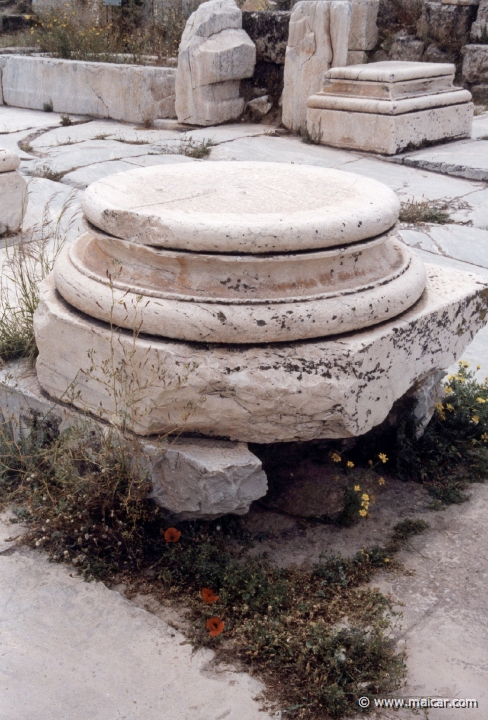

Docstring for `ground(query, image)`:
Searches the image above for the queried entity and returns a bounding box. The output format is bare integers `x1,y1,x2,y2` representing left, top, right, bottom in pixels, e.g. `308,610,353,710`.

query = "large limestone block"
0,362,267,519
34,266,488,443
145,438,267,519
463,44,488,83
349,0,379,51
1,56,176,123
175,0,256,126
282,0,351,132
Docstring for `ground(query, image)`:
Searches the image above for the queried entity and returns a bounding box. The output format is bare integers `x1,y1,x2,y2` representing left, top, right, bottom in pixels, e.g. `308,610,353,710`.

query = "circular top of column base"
81,162,400,254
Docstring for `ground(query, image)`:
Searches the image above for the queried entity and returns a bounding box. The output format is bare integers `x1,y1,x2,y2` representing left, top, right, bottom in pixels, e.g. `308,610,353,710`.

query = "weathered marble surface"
53,230,426,343
1,56,177,123
0,149,27,235
81,161,400,252
307,61,473,155
282,0,351,132
349,0,379,51
175,0,255,126
34,266,488,442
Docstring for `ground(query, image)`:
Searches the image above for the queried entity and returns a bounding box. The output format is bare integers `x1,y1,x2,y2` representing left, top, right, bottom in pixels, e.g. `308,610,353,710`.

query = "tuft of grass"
177,137,215,159
399,198,452,225
60,113,72,127
300,121,322,145
32,165,63,182
43,99,53,113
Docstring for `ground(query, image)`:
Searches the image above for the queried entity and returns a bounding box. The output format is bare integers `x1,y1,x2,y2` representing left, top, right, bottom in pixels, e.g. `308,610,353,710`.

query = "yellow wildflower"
331,452,341,463
361,493,369,502
346,461,354,468
446,404,454,412
445,386,453,394
384,558,390,563
477,365,481,370
477,397,487,404
447,374,456,381
481,433,488,442
459,360,470,368
378,477,385,486
378,453,388,464
354,485,361,492
359,509,367,517
472,415,480,424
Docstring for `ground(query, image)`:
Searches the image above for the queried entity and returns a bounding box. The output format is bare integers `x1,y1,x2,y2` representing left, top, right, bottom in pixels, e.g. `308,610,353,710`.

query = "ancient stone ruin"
31,161,488,517
307,60,474,154
175,0,256,126
0,149,26,236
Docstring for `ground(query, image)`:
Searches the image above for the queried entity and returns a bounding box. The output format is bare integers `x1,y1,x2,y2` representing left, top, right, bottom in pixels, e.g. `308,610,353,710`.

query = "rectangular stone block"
1,56,177,123
306,102,473,154
0,171,27,235
349,0,379,51
346,50,367,64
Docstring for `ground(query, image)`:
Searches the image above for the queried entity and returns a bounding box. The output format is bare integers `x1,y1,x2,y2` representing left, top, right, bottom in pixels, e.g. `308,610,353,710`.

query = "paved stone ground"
2,106,488,718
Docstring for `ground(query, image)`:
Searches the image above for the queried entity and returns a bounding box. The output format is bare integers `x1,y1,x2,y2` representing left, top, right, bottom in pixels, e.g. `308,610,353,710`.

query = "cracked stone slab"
0,107,87,134
0,549,275,720
472,111,488,139
61,155,194,189
26,140,165,177
20,177,83,242
399,224,488,270
34,265,488,442
403,139,488,181
29,121,182,151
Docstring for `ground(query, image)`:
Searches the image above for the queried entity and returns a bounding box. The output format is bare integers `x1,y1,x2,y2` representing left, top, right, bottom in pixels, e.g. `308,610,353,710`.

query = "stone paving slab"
399,224,488,270
371,482,488,719
62,154,194,190
403,139,488,181
0,108,89,134
0,540,275,720
471,111,488,139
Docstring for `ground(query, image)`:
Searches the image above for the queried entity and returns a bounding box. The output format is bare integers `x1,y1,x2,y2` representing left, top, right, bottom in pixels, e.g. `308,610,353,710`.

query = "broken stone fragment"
175,0,256,126
0,148,27,236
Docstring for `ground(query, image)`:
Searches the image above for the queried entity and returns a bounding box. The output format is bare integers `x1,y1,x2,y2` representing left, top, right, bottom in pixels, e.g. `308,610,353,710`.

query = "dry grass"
399,198,452,225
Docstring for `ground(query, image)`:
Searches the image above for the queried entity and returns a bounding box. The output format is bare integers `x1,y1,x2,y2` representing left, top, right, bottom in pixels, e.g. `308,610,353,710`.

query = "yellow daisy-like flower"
378,477,385,486
331,452,341,463
361,493,369,501
445,387,453,394
378,453,388,464
446,404,454,412
384,558,390,563
481,433,488,442
472,415,480,424
359,509,368,517
459,360,470,368
447,374,456,381
346,461,354,468
477,365,481,370
354,485,361,492
477,397,487,404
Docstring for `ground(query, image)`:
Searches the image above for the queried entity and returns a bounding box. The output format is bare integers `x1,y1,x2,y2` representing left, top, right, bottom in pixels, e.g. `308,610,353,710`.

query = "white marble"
81,161,400,252
175,0,255,126
34,266,488,441
1,56,177,123
403,139,488,181
0,165,27,235
0,148,20,173
349,0,379,51
282,0,351,132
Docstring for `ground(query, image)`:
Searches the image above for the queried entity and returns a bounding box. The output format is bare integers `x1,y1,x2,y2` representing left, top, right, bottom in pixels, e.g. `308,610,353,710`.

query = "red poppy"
206,617,225,637
201,588,219,603
164,527,181,542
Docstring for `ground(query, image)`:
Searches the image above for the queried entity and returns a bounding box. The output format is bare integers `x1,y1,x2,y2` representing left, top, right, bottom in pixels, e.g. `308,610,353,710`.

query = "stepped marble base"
34,265,488,443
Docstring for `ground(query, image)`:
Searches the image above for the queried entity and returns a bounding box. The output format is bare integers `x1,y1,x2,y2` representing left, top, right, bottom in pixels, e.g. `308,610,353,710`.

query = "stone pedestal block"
349,0,379,51
175,0,256,126
282,0,351,132
307,61,473,155
34,266,488,443
0,149,26,235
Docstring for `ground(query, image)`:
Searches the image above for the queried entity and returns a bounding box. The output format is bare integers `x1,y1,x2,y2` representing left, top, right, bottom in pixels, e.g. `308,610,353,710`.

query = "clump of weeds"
399,198,452,225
